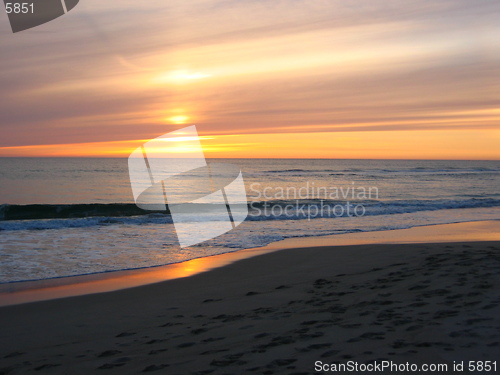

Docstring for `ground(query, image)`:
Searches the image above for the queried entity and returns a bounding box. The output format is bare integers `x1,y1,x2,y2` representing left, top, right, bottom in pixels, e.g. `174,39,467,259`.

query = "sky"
0,0,499,159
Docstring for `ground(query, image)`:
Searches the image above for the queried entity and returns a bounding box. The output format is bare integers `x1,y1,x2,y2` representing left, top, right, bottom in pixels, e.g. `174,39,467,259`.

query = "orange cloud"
0,129,498,160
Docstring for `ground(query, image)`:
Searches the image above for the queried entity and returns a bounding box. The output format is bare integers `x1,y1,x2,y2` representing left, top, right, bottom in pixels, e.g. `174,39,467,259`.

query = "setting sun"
153,70,213,85
168,115,189,124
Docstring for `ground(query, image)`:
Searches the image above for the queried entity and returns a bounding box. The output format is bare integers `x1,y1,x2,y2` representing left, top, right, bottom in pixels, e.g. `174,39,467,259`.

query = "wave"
0,198,498,231
379,168,500,173
260,167,500,176
245,198,500,221
345,172,499,180
0,213,173,231
0,203,166,221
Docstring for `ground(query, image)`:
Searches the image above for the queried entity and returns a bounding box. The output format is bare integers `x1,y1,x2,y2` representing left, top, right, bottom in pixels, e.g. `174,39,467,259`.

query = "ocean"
0,158,499,283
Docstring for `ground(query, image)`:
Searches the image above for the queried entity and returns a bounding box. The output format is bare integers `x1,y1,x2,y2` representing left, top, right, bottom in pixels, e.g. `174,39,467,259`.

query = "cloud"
1,0,499,155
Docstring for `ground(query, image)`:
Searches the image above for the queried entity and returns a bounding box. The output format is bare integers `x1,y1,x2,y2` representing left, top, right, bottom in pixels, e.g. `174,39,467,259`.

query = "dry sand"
0,222,499,374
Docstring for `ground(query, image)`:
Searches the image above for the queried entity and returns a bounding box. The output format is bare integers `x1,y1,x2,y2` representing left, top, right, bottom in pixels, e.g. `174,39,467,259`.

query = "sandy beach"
0,221,499,374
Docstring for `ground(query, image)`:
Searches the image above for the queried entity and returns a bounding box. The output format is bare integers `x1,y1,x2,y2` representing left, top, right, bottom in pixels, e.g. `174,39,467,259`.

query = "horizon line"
0,156,498,161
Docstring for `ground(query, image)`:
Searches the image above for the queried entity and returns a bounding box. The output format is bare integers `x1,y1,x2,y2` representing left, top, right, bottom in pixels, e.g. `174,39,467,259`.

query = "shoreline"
0,224,498,373
0,220,498,307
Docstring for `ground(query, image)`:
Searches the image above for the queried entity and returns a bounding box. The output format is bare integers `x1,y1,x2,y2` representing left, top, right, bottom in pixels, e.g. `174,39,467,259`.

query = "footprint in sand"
34,364,61,371
142,364,169,372
3,352,25,358
97,350,122,358
275,285,291,289
97,363,125,370
115,331,136,338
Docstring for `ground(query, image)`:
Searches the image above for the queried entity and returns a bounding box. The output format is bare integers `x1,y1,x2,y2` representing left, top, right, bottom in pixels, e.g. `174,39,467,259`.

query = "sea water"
0,158,499,283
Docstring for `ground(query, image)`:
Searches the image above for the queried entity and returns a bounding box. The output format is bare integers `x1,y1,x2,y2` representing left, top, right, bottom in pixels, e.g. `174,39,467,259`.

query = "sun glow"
168,115,189,124
0,129,498,159
153,70,212,84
